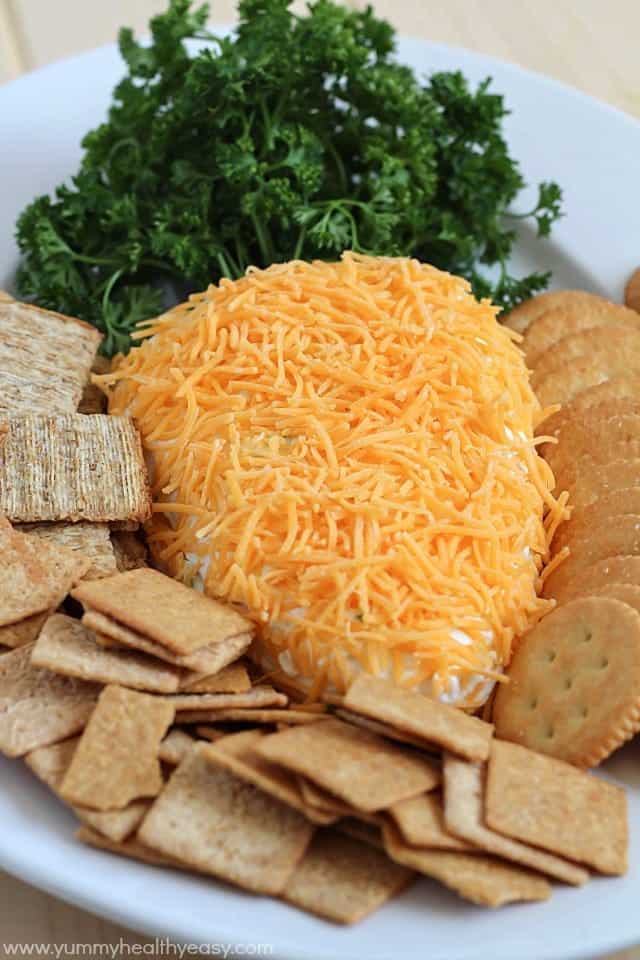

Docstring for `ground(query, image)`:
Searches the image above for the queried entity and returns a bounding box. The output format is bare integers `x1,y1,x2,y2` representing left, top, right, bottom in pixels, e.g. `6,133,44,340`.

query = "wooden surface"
1,0,639,953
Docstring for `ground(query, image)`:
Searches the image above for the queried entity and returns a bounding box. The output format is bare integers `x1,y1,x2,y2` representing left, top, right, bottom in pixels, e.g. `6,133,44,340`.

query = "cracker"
335,707,437,752
60,685,174,810
572,582,640,614
187,708,328,725
73,568,251,655
543,517,640,599
82,610,251,674
539,379,640,446
504,290,601,336
296,777,355,818
531,326,640,386
158,730,195,766
549,556,640,606
76,825,181,869
534,353,640,408
626,267,640,313
171,686,287,713
178,661,251,694
257,717,440,812
138,743,314,894
388,792,472,851
343,674,493,761
337,819,385,850
485,739,628,875
204,730,337,825
110,530,148,572
26,738,150,843
493,597,640,768
0,521,89,626
553,490,640,553
382,821,550,907
0,299,101,415
560,458,640,512
0,643,99,757
32,614,181,693
442,755,589,885
283,828,413,924
0,611,49,649
77,382,107,415
543,411,640,476
524,301,640,365
18,522,117,580
0,414,151,523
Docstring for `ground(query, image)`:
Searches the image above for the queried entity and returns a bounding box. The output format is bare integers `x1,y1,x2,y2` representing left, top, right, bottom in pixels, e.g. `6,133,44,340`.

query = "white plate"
1,33,640,960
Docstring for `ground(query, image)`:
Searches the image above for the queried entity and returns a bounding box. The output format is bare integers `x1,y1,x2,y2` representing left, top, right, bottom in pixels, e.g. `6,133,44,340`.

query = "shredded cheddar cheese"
101,253,565,705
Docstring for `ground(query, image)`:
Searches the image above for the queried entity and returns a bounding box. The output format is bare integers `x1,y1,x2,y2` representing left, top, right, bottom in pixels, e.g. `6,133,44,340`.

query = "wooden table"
1,0,639,952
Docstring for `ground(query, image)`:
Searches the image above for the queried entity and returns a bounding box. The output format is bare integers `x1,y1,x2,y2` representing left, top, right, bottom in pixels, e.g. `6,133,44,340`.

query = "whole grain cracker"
186,707,328,726
18,522,117,580
493,597,640,768
0,414,151,523
0,643,99,757
158,730,195,766
76,825,181,869
283,828,414,924
73,568,251,655
296,776,355,818
442,755,589,885
60,684,174,810
110,530,148,572
549,555,640,606
178,661,251,694
0,300,101,416
543,517,640,600
257,717,440,812
382,821,550,907
343,673,493,761
26,738,150,843
337,818,385,850
82,609,251,674
0,521,89,626
335,707,438,752
0,611,49,649
524,302,640,365
32,614,182,693
138,743,314,894
485,739,628,875
388,792,472,851
171,687,287,713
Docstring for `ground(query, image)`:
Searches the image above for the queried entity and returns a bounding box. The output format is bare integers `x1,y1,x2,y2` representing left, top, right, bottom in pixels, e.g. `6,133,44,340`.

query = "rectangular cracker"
76,825,181,869
26,738,149,843
0,520,90,626
158,730,195,766
344,674,494,761
32,614,181,693
382,821,551,907
170,686,287,712
388,792,472,852
73,568,251,655
485,740,628,875
296,776,356,818
0,299,101,415
82,610,251,674
0,611,49,649
204,730,337,825
60,685,174,810
442,754,589,885
18,522,117,580
283,828,414,924
179,661,251,694
0,643,99,757
335,707,437,751
187,708,328,726
138,743,314,894
110,531,148,572
257,717,441,813
0,414,151,522
337,819,385,851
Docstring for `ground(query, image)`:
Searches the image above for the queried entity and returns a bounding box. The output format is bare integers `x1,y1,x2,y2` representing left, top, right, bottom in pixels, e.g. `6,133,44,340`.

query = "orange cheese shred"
101,253,564,704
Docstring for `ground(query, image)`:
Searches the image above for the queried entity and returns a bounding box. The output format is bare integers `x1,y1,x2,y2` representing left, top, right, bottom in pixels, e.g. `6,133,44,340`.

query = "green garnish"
15,0,562,355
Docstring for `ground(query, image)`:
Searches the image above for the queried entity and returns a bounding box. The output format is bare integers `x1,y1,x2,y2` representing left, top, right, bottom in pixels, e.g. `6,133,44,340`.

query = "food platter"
1,27,640,960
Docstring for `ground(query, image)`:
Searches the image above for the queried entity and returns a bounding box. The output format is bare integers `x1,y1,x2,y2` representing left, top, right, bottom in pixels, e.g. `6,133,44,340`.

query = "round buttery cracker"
547,555,640,606
543,410,640,476
534,354,640,408
494,597,640,767
555,457,640,507
523,301,640,365
531,327,640,393
542,516,640,600
553,491,640,553
569,583,640,615
505,291,614,337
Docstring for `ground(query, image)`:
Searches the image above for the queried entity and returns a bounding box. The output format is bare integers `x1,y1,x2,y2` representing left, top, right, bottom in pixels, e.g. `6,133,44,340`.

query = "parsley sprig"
15,0,562,355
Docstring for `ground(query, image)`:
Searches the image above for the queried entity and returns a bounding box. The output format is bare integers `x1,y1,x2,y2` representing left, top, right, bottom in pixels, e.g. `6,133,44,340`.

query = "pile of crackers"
496,289,640,767
0,295,630,924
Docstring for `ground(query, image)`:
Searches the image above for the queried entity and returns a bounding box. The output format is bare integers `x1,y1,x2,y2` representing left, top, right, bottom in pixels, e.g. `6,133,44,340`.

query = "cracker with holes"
485,740,628,875
493,598,640,767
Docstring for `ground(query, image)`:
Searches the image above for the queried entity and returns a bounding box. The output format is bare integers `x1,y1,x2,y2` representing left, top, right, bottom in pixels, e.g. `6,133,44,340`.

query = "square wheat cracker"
170,686,287,712
485,740,628,875
442,754,588,885
178,661,251,694
0,519,89,626
73,567,251,655
388,792,472,851
60,684,174,810
190,708,328,725
0,643,99,757
76,826,182,869
0,414,151,523
257,717,440,812
344,673,493,761
0,611,49,649
138,743,314,894
0,299,101,416
32,614,182,693
283,829,414,924
158,730,195,766
18,522,117,580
